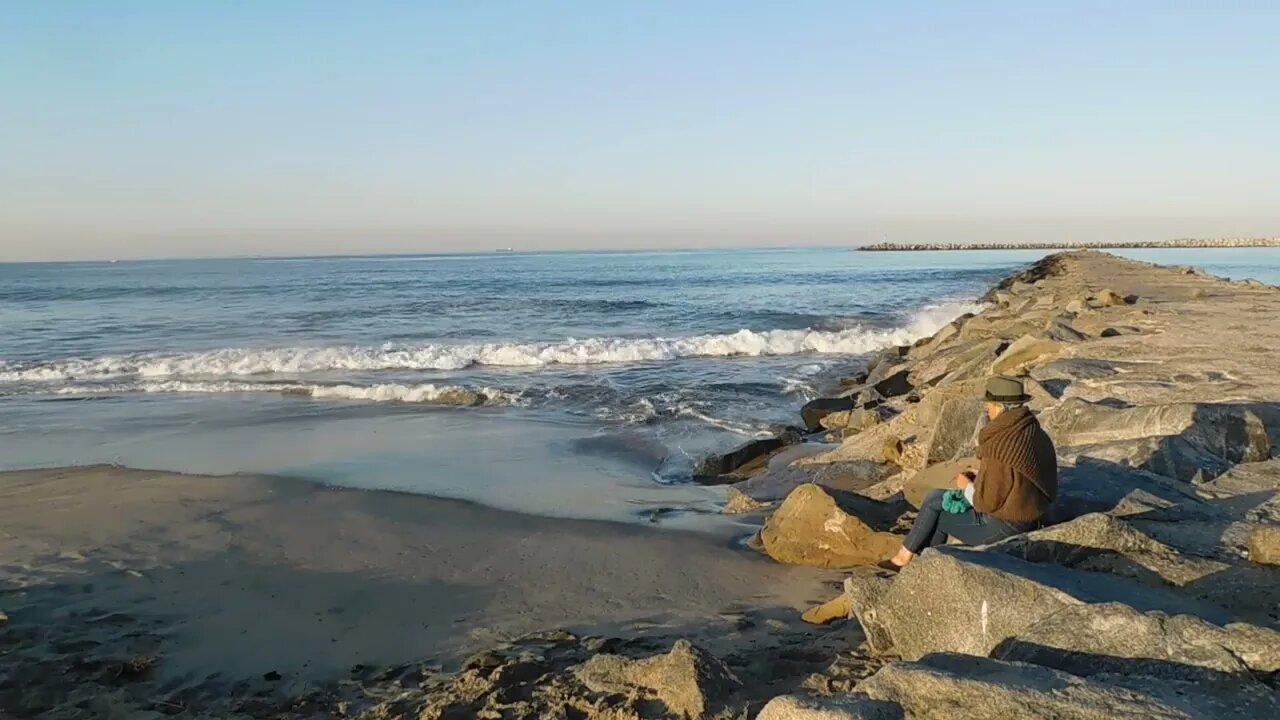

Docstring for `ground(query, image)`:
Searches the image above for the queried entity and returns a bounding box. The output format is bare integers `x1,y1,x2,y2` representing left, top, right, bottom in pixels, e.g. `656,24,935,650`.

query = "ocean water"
3,247,1278,522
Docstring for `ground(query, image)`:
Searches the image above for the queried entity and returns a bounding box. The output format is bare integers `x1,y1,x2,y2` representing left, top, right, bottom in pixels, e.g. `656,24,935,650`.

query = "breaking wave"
47,381,516,406
0,301,983,384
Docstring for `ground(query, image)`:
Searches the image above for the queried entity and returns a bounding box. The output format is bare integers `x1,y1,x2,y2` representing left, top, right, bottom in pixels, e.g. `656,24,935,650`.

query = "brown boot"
800,594,851,625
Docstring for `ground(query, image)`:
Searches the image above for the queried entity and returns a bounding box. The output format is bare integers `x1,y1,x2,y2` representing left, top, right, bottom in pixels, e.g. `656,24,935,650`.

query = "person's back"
972,403,1057,525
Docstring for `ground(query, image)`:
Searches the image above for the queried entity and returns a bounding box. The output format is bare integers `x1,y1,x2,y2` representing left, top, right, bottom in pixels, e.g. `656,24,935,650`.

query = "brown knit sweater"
974,406,1058,524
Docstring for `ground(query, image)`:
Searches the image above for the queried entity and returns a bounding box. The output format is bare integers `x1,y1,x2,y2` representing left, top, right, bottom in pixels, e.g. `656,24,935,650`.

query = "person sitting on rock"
879,375,1057,572
802,376,1057,625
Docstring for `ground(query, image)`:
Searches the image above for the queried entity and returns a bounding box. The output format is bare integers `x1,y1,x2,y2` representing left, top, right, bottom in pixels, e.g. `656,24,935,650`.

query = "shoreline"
4,250,1279,718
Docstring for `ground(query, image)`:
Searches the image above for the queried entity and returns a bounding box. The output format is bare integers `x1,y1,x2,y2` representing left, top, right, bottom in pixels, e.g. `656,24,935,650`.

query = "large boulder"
844,546,1231,659
1192,458,1280,525
761,653,1279,720
576,639,741,719
1093,288,1134,306
1058,435,1236,484
1043,317,1089,342
1051,458,1204,521
924,396,984,464
990,334,1063,375
909,338,1006,389
957,315,999,340
1040,399,1274,482
993,602,1280,680
991,513,1227,586
756,694,869,719
759,484,901,568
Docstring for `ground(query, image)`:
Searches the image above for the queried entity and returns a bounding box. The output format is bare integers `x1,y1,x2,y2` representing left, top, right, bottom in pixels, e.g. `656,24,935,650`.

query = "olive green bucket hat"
985,375,1031,403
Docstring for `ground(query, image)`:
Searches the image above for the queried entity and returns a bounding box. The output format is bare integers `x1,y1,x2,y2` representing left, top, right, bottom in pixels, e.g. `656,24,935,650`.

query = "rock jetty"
860,237,1280,251
739,250,1280,718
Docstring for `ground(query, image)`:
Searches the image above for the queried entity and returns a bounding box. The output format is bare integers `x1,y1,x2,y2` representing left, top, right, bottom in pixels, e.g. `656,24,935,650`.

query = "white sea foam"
50,381,515,406
1,301,984,384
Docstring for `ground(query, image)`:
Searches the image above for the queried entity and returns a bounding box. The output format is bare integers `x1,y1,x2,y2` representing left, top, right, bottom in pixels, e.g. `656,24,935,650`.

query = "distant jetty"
858,237,1280,252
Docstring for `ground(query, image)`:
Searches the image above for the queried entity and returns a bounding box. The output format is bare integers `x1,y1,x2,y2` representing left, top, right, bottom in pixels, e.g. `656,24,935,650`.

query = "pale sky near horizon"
3,1,1279,261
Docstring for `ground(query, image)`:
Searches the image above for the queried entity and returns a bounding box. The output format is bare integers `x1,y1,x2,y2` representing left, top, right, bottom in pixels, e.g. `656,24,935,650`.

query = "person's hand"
953,472,971,489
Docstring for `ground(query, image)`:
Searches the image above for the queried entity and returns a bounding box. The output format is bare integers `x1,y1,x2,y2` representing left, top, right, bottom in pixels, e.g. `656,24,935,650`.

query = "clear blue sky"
3,1,1278,260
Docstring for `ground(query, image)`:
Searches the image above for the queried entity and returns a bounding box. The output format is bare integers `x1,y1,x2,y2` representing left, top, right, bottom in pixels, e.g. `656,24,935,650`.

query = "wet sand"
0,465,837,697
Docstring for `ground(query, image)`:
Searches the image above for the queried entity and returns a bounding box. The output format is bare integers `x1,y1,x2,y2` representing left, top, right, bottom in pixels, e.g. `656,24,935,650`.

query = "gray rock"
757,694,882,719
957,315,999,340
1031,357,1128,382
993,602,1280,679
990,334,1063,375
991,513,1228,586
1059,435,1235,484
853,654,1277,720
576,639,741,719
909,338,1005,388
1195,457,1280,497
1039,398,1276,483
924,395,984,464
1051,458,1206,521
1044,318,1090,342
845,546,1231,660
1093,288,1132,306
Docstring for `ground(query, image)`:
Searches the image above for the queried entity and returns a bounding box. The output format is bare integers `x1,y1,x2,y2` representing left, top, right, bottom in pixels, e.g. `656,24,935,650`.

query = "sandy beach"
1,465,847,717
4,250,1280,718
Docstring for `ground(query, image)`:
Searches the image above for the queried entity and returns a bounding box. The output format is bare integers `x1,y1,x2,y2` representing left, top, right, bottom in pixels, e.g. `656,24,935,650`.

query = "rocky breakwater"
738,250,1280,718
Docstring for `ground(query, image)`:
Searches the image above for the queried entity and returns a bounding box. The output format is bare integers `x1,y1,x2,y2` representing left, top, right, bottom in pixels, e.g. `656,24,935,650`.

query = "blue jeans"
903,489,1034,554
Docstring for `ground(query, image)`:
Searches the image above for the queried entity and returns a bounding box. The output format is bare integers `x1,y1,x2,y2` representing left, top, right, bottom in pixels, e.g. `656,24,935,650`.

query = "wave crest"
1,301,983,383
50,381,515,406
